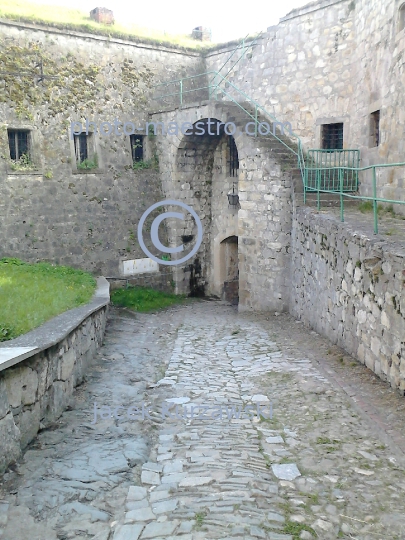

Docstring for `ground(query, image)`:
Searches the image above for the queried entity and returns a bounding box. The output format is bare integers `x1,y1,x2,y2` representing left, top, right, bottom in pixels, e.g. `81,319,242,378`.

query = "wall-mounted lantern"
227,182,239,207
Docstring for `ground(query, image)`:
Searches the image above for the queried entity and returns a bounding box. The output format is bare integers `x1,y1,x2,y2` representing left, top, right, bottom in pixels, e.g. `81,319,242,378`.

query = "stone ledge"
0,277,110,474
0,18,202,56
0,277,109,357
280,0,347,23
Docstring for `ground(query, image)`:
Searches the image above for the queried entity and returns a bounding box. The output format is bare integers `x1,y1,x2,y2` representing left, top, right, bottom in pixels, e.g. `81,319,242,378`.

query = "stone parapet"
0,278,110,474
290,208,405,394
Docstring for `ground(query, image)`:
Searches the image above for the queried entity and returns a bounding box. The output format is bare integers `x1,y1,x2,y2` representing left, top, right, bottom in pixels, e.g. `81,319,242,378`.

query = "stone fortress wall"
0,278,109,474
0,0,404,393
205,0,405,205
0,19,204,279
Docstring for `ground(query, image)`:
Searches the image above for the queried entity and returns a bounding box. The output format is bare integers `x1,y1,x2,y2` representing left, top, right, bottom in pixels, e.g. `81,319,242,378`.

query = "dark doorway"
221,236,238,305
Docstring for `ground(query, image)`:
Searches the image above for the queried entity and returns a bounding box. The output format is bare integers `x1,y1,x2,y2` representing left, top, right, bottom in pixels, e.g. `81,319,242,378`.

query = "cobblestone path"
1,301,405,540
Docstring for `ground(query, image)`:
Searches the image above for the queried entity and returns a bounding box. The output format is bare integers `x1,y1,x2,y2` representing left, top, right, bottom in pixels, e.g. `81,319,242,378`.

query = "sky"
34,0,313,42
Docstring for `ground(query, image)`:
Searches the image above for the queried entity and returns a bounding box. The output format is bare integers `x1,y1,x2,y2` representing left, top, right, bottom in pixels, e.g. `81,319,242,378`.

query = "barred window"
74,133,89,163
227,136,239,177
321,123,343,150
130,134,144,163
8,129,30,161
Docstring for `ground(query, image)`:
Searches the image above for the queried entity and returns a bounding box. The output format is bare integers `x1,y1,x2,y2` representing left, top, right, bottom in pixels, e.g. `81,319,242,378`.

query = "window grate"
228,136,239,177
8,129,30,160
74,133,88,163
321,123,344,150
130,134,144,162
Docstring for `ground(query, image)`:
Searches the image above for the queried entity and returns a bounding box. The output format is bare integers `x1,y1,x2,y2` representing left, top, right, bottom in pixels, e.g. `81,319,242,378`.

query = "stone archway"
152,102,293,312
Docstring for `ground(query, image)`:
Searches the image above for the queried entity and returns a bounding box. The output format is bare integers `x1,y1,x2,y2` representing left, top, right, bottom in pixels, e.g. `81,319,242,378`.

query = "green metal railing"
304,162,405,234
305,149,360,192
209,32,262,98
153,70,306,180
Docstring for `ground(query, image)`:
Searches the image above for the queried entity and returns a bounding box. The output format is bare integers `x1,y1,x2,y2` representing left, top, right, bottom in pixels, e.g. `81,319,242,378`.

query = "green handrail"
209,32,263,98
304,162,405,234
154,70,305,175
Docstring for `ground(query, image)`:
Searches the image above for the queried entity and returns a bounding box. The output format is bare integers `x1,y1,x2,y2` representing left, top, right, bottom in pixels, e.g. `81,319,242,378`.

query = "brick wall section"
290,207,405,395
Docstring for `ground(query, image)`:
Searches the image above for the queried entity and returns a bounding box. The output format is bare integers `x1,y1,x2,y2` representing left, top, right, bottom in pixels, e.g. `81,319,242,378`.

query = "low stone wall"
290,208,405,394
0,278,109,474
108,267,174,293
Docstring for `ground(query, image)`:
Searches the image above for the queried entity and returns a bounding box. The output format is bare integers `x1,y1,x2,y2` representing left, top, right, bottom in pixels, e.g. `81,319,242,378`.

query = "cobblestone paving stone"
1,301,405,540
0,309,174,540
113,302,405,540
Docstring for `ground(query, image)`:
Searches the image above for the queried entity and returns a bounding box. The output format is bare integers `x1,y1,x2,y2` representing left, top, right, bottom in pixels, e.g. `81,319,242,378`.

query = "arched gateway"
152,103,293,312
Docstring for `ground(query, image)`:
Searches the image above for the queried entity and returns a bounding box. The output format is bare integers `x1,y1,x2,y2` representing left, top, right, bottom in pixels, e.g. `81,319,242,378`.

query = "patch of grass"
9,153,37,171
358,201,405,221
0,0,216,50
358,200,374,213
316,436,332,444
111,285,186,312
0,257,96,340
259,415,283,429
283,520,316,539
278,456,293,464
132,156,159,170
194,511,206,529
77,154,98,170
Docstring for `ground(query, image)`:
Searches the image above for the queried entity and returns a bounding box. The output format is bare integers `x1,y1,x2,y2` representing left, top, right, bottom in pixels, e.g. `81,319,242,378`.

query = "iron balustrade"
305,149,360,192
304,162,405,234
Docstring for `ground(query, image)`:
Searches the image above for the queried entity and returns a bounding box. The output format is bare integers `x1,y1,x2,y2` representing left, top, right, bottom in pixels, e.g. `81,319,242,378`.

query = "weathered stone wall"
349,0,405,206
0,20,204,277
205,0,356,149
107,267,174,292
290,207,405,394
205,0,405,207
151,102,293,311
0,278,109,474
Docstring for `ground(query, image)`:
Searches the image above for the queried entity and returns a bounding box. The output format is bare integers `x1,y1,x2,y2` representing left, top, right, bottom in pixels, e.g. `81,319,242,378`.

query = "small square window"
74,133,89,163
321,123,343,150
369,110,380,148
73,132,98,169
130,134,144,163
8,129,30,161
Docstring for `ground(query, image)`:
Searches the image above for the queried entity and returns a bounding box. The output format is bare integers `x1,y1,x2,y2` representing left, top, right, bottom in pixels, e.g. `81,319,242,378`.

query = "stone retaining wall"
107,267,174,293
0,278,109,474
290,208,405,394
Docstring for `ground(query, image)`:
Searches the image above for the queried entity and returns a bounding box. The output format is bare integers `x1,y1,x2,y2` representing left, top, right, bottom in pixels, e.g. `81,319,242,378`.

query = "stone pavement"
1,300,405,540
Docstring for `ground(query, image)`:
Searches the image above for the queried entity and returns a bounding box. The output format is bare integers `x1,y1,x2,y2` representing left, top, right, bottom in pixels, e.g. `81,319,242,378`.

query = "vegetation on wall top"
0,0,213,51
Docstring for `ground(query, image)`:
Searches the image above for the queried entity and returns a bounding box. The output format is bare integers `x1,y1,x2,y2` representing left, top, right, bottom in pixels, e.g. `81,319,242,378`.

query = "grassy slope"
0,258,96,341
0,0,214,50
111,285,186,312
